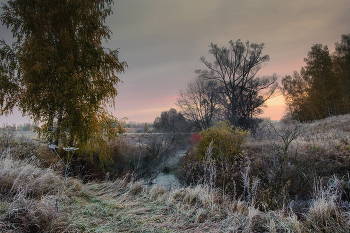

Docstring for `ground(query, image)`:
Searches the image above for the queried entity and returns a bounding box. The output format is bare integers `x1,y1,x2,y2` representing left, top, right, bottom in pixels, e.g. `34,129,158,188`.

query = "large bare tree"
197,40,278,128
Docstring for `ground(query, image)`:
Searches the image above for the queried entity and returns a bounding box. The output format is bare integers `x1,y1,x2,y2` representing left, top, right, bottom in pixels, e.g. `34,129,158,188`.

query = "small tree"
143,123,150,133
281,70,310,122
179,121,250,196
176,74,223,131
22,123,31,131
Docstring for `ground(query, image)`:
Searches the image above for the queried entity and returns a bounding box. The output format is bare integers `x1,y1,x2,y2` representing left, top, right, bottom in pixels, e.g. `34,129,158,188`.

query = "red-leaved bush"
189,133,201,145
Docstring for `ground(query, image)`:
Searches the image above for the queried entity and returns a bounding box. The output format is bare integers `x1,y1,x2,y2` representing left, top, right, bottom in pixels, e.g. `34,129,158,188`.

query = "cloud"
1,0,349,123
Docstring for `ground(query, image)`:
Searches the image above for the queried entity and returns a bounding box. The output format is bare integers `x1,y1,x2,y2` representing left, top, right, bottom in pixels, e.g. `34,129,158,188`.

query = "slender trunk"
48,104,54,145
342,88,347,114
54,109,64,146
296,105,300,122
229,95,238,126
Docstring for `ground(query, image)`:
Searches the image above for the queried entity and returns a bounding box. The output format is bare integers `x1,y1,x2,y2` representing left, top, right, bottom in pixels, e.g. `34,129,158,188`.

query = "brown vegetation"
1,114,350,232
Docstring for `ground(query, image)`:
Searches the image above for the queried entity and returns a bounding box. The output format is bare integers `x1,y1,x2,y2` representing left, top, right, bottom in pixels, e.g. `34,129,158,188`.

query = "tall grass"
1,115,350,231
2,154,350,232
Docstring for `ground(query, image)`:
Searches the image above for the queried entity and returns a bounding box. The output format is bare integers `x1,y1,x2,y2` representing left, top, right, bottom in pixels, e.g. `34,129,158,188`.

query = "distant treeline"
282,33,350,122
0,123,36,131
153,34,350,133
122,122,154,133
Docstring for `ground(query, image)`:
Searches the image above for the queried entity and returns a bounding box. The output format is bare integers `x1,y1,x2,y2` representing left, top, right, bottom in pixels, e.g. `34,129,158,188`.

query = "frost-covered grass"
2,158,350,232
1,115,350,232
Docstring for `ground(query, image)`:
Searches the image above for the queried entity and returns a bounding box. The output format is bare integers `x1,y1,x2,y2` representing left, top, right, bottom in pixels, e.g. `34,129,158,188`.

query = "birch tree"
0,0,126,147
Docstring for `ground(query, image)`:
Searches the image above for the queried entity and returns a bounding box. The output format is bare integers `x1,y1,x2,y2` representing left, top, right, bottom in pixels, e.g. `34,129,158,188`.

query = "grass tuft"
129,181,144,195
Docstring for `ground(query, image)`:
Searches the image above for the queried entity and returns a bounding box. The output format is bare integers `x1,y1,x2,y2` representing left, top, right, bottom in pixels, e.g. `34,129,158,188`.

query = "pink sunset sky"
1,0,350,125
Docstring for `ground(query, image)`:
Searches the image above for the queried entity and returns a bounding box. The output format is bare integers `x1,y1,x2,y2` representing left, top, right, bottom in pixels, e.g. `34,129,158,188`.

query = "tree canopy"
282,34,350,122
0,0,127,147
195,40,278,129
153,108,190,133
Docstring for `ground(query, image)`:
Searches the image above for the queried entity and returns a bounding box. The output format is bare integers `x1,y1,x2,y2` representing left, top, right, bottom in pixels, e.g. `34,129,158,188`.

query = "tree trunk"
54,109,64,146
48,104,54,145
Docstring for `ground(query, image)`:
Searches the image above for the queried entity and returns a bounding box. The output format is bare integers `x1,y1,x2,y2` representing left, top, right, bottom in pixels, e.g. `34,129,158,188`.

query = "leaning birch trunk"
54,109,64,146
48,104,54,145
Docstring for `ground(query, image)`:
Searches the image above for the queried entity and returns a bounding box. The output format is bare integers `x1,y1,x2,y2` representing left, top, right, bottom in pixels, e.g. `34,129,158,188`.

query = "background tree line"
156,34,350,132
156,39,278,132
282,33,350,122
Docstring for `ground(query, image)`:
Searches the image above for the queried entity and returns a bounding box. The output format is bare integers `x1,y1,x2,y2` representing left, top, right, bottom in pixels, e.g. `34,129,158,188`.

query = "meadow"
1,114,350,232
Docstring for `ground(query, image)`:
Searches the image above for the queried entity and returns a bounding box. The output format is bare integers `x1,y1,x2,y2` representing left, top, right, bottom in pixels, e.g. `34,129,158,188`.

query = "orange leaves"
76,109,126,170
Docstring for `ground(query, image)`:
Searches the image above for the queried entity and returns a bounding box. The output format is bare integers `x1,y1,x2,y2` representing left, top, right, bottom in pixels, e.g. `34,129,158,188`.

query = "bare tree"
198,40,278,129
176,75,223,131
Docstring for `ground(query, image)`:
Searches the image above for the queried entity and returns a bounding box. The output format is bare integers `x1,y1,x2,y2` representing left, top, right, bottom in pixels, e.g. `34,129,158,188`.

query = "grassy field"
1,115,350,232
14,131,39,140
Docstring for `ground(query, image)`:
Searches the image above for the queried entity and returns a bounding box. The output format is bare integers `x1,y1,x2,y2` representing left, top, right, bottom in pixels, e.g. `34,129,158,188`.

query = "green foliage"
303,44,342,119
178,122,250,199
281,71,310,122
76,111,126,171
194,121,249,162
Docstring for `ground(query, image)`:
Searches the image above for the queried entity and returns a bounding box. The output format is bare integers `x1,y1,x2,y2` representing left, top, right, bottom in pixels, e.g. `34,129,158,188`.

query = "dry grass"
1,160,350,232
0,153,80,232
1,115,350,232
243,114,350,208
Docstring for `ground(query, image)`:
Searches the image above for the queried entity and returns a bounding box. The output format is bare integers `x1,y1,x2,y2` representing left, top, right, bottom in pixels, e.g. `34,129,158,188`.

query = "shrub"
194,121,250,162
189,133,201,145
178,147,247,198
179,123,250,197
178,148,205,185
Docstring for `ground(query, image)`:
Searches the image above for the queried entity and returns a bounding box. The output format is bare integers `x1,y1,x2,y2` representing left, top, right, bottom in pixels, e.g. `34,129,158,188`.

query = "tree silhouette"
281,71,309,122
176,74,223,131
282,34,350,122
197,40,277,129
303,44,341,119
334,33,350,113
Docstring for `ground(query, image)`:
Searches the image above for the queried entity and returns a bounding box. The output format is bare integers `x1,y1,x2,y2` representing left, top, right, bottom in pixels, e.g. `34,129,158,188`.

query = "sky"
1,0,350,125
